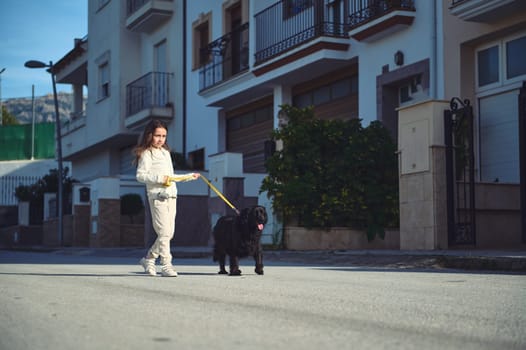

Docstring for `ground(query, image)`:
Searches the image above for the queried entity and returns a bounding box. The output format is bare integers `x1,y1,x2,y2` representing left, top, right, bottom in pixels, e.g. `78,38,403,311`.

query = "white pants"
146,196,177,265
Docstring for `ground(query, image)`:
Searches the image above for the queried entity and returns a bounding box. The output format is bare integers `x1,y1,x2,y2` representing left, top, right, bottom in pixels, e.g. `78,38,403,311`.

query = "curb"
2,246,526,272
436,256,526,272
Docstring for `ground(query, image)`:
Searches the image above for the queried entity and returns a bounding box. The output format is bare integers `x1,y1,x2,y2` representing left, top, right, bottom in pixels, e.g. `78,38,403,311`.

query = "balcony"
125,72,173,129
61,111,86,137
126,0,173,33
348,0,415,42
254,0,349,67
199,22,249,92
449,0,526,22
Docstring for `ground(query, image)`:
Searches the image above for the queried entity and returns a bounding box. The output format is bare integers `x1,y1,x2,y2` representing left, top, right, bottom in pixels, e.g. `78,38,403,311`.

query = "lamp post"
24,60,64,245
0,68,5,125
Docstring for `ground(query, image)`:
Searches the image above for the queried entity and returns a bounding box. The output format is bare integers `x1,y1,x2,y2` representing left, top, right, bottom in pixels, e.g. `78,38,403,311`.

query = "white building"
53,0,526,249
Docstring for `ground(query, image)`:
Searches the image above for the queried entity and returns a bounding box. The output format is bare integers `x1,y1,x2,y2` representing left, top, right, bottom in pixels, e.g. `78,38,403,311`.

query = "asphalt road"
0,251,525,350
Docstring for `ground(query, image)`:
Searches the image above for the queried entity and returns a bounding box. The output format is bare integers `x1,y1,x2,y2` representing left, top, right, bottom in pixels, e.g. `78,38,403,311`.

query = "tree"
1,105,19,125
14,168,76,224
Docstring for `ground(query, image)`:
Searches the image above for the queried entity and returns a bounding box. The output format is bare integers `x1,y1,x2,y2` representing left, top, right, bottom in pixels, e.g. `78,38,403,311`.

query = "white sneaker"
161,264,178,277
140,257,156,276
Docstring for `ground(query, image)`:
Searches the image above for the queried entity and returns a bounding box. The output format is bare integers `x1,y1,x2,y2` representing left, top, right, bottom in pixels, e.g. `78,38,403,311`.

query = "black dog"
213,206,268,276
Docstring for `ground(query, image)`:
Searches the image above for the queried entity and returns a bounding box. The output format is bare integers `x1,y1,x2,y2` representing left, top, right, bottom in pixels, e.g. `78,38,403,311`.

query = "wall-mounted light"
394,50,404,66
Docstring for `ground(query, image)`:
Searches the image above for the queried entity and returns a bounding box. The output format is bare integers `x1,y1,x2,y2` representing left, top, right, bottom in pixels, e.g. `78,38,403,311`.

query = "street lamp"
0,68,5,125
24,60,64,245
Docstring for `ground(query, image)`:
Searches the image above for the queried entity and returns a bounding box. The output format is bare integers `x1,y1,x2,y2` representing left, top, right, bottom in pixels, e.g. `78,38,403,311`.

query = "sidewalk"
3,245,526,272
263,249,526,272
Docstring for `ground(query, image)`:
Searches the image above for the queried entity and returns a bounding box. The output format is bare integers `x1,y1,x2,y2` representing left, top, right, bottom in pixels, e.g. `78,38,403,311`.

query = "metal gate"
519,82,526,243
444,97,476,246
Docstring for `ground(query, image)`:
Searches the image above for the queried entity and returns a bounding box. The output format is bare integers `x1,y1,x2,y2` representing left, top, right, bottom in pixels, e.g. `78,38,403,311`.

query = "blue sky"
0,0,87,100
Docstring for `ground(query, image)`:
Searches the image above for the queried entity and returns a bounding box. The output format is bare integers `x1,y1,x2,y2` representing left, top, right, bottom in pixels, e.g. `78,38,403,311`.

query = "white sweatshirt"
136,147,195,199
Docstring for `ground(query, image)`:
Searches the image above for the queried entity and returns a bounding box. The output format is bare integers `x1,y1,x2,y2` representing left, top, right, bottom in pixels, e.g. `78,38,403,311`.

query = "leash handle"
200,176,240,215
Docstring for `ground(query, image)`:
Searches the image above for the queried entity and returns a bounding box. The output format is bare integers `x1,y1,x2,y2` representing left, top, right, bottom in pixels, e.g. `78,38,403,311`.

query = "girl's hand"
192,173,201,179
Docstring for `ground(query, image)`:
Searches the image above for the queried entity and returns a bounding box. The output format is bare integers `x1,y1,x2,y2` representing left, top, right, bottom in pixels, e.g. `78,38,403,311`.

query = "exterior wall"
186,0,223,166
0,225,43,247
90,198,120,248
352,1,437,123
474,183,523,249
42,215,74,247
72,205,90,247
0,159,64,177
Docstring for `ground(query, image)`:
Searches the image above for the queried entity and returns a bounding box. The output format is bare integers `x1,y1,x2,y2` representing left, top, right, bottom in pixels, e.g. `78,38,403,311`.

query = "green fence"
0,123,55,160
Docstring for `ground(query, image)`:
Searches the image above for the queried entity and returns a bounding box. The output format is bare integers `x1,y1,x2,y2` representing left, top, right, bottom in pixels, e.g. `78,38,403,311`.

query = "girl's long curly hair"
133,119,170,165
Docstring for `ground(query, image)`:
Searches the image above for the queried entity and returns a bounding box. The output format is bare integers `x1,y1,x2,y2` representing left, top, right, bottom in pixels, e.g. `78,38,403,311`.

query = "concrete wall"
398,100,449,249
284,227,399,251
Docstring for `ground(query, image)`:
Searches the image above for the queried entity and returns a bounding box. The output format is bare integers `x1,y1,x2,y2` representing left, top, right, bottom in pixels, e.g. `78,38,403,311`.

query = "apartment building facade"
53,0,525,249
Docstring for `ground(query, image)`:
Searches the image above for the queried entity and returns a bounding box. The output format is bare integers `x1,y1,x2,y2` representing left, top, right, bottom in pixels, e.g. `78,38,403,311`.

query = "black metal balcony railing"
255,0,349,64
126,72,172,117
348,0,415,29
199,22,249,91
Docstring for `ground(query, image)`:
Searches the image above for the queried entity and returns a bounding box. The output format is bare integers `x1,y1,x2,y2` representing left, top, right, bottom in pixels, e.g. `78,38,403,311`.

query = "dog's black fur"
213,206,268,276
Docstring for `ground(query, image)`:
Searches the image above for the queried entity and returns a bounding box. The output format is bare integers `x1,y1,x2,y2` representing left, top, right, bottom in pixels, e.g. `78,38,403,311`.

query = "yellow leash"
200,176,240,215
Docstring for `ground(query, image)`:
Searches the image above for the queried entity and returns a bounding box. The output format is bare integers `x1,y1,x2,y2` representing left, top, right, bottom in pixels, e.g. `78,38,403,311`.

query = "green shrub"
14,168,76,224
261,105,399,241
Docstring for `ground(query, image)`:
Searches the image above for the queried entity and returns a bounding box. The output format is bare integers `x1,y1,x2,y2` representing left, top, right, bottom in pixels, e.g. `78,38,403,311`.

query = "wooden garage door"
293,75,359,121
227,104,273,173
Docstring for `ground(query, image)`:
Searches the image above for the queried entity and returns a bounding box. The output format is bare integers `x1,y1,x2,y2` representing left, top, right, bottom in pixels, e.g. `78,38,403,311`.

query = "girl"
134,119,200,277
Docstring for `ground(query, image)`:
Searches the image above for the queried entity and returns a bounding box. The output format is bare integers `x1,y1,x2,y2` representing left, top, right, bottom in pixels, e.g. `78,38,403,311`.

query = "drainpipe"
431,0,438,99
182,0,187,157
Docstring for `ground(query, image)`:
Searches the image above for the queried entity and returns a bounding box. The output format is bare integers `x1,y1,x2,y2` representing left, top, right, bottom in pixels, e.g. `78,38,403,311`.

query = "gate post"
398,100,449,249
520,82,526,243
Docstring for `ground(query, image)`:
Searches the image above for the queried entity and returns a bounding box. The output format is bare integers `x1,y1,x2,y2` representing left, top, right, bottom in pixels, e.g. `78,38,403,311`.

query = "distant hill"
3,93,77,124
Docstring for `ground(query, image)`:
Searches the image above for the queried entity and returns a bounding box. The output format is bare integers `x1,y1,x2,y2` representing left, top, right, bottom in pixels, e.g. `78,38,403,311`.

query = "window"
198,24,210,66
98,62,110,100
398,75,424,105
96,51,110,101
476,33,526,90
506,36,526,79
477,46,499,87
192,13,212,69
